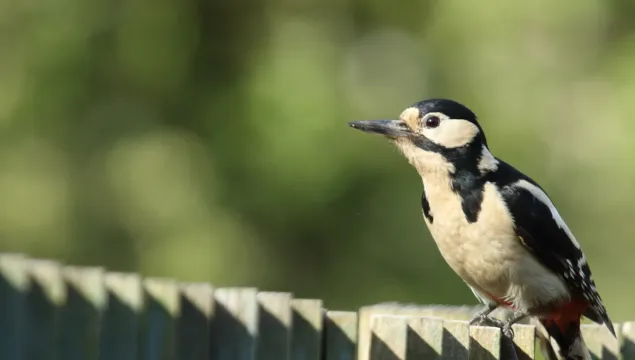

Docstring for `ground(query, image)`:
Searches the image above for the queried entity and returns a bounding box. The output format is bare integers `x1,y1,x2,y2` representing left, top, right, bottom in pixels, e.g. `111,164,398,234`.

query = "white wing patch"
478,146,499,174
514,180,582,249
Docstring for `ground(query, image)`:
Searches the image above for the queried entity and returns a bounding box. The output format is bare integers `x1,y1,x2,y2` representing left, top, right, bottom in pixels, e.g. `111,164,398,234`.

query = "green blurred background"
1,0,634,321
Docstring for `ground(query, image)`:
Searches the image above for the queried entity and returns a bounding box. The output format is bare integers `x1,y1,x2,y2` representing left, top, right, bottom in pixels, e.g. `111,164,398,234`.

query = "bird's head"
349,99,496,176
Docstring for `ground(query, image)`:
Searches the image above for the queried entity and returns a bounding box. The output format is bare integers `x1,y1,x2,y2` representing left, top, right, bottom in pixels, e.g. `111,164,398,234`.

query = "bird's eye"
425,116,440,128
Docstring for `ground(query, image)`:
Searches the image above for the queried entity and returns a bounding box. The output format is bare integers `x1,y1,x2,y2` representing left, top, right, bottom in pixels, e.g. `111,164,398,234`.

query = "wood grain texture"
581,323,620,360
407,316,443,359
324,311,357,360
620,322,635,358
58,266,106,360
8,252,635,360
141,277,180,360
211,287,259,360
25,259,66,360
469,325,502,360
499,324,535,360
368,315,407,360
0,254,29,360
256,292,292,360
441,320,469,359
290,299,323,360
100,272,143,360
177,283,214,360
357,303,484,359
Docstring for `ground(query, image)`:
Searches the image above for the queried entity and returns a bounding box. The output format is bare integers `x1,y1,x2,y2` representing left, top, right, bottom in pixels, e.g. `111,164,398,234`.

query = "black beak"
347,120,411,138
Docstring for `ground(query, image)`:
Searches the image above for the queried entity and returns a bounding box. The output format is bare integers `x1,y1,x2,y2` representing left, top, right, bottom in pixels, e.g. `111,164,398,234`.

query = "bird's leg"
501,310,529,339
469,303,505,328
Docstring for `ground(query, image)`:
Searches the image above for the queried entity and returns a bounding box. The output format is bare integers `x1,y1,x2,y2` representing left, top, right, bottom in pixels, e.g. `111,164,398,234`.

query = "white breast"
422,176,569,312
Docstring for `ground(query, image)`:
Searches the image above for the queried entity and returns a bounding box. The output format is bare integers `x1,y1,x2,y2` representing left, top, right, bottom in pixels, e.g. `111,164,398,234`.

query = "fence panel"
0,253,629,360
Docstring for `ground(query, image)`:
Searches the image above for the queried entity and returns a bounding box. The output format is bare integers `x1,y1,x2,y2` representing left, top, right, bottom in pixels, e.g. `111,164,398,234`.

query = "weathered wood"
581,323,620,360
256,292,292,360
368,315,407,360
177,283,214,360
441,320,469,360
620,322,635,358
25,259,66,360
210,287,259,360
58,266,106,360
141,278,180,360
7,252,635,360
500,324,535,360
290,299,323,360
0,254,29,360
357,303,485,359
469,325,502,359
407,316,443,359
323,310,357,360
99,272,143,360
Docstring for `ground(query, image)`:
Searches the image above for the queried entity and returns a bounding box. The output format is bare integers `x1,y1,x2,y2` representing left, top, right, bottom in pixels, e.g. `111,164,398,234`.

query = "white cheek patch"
422,119,480,148
515,180,582,249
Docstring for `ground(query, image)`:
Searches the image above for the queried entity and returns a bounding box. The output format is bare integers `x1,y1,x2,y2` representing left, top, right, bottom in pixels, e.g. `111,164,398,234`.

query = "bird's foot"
469,313,505,328
499,310,529,339
502,323,515,339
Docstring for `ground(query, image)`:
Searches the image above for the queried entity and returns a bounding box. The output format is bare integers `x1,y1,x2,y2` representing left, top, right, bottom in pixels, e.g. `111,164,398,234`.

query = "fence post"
368,315,407,360
323,311,357,360
256,292,292,360
407,316,443,359
621,322,635,358
25,259,66,360
100,272,143,360
0,254,29,360
581,324,620,360
440,319,469,359
290,299,323,360
210,287,259,360
177,283,214,360
58,266,106,360
141,278,180,360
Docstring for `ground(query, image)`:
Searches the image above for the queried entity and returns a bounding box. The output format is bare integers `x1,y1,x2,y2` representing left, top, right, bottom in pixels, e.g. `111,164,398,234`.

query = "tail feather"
583,306,616,336
536,318,590,360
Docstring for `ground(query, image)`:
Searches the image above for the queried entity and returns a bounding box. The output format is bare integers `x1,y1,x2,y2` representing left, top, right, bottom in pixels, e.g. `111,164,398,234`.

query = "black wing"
488,160,614,335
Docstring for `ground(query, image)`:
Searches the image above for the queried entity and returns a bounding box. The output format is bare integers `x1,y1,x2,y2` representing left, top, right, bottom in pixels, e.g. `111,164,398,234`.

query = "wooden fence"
0,253,629,360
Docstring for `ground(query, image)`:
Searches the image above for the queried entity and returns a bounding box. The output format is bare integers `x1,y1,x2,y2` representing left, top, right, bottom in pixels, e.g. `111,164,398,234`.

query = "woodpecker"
348,98,615,360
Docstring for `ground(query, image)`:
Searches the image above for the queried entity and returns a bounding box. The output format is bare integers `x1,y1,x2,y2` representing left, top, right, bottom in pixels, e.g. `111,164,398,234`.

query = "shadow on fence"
0,253,629,359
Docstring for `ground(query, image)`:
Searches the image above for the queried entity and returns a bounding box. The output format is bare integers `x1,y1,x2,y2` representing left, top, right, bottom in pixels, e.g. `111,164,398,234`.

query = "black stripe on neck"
413,136,488,223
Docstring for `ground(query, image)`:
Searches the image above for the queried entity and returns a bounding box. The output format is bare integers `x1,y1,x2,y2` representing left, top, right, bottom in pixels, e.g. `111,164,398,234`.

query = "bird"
348,98,615,360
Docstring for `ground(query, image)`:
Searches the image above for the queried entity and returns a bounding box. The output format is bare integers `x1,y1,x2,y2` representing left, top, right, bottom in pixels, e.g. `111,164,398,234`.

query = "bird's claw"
468,314,483,326
469,314,505,328
469,313,514,339
502,324,515,339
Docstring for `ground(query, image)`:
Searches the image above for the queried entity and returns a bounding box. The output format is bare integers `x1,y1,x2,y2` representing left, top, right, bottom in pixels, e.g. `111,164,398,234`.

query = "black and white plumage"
348,98,614,360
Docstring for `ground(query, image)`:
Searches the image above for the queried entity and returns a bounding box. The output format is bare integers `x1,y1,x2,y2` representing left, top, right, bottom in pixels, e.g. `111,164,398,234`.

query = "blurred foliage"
1,0,635,320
